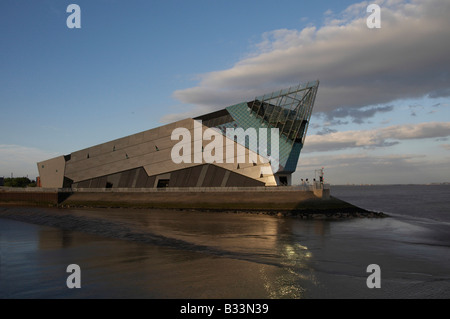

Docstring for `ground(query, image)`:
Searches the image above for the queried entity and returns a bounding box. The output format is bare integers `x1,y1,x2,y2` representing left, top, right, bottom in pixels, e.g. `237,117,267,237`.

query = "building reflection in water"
34,208,333,298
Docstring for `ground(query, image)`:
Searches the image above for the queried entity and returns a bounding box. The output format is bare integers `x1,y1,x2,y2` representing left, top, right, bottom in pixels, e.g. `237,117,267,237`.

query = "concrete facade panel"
37,156,66,188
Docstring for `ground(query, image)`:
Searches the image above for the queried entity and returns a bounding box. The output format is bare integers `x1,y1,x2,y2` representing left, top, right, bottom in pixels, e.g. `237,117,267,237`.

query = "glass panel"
278,110,288,123
269,109,280,125
283,120,293,134
246,81,318,142
291,119,302,134
287,110,296,120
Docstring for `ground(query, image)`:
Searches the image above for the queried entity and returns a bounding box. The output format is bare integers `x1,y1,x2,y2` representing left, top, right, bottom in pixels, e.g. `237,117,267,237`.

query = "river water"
1,185,449,298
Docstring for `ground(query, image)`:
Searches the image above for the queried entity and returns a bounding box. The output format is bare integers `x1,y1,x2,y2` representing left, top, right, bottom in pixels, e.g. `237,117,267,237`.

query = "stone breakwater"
244,210,387,219
56,205,388,220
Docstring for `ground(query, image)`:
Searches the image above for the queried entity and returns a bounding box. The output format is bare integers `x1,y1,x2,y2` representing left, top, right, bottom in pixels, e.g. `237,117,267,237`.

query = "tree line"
1,177,37,188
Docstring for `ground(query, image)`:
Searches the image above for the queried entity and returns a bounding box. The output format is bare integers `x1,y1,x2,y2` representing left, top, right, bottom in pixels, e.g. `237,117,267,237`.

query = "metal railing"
2,184,330,193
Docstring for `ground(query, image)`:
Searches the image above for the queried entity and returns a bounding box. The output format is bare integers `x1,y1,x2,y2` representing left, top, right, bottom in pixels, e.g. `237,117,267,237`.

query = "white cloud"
303,122,450,152
0,145,57,179
170,0,450,120
297,152,425,170
159,110,201,124
323,105,394,124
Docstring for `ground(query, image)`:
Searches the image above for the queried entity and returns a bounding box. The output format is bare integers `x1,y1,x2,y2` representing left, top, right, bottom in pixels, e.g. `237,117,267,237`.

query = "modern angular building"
37,81,319,188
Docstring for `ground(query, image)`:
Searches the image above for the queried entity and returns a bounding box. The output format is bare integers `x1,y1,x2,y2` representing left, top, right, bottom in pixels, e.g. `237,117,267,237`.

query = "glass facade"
248,81,318,144
196,81,319,175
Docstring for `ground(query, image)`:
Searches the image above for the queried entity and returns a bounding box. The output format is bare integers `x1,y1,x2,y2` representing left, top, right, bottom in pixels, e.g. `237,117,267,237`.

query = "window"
279,176,288,186
156,179,170,188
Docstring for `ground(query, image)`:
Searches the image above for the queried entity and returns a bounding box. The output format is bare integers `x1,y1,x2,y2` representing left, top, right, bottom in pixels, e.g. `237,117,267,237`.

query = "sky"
1,0,449,185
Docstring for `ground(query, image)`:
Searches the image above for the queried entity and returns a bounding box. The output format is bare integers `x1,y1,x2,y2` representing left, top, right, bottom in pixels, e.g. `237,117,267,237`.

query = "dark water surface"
1,185,449,298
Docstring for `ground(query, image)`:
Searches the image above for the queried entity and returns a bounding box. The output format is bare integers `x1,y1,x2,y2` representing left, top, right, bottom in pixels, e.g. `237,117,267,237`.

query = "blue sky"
1,0,450,184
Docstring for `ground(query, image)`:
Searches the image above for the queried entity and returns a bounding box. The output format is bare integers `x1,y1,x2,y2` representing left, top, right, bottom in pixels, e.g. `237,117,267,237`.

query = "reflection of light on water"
285,245,296,258
260,240,319,299
260,268,306,299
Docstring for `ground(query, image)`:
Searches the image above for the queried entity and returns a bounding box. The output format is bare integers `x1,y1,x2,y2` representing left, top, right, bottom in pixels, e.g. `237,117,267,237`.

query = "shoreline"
0,188,388,219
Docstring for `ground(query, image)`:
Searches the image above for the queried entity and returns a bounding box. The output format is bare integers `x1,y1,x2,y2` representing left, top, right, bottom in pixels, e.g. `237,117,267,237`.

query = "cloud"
303,122,450,152
296,152,426,170
0,145,58,179
441,144,450,151
316,127,338,135
323,105,394,124
428,88,450,99
170,0,450,121
159,110,201,124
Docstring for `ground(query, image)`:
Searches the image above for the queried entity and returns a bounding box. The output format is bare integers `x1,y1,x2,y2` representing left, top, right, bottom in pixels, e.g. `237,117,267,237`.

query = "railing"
0,186,60,193
2,184,330,193
69,186,315,193
313,182,330,190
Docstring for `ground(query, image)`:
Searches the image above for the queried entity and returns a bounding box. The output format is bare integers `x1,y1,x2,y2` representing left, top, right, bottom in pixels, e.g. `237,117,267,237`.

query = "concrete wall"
0,188,59,205
37,156,66,188
0,186,339,211
47,118,277,188
61,189,321,210
71,164,266,189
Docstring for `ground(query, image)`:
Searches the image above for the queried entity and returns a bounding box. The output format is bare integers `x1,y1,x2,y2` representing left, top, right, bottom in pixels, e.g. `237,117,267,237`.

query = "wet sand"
1,206,449,298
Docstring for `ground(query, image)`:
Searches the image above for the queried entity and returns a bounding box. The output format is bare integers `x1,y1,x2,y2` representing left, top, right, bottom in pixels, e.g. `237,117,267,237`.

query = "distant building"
37,81,319,188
